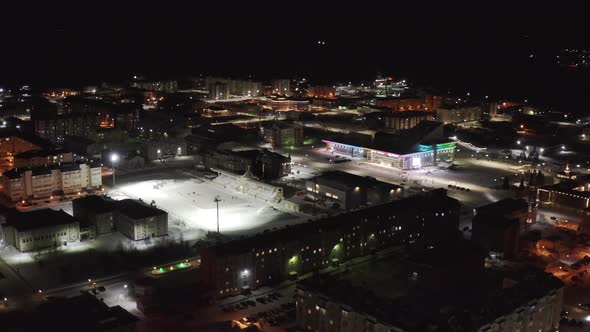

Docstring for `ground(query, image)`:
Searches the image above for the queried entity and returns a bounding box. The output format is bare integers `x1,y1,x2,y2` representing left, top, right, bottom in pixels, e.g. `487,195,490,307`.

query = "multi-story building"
271,79,291,96
475,198,533,225
132,80,178,93
436,105,482,124
33,113,100,142
307,86,336,99
305,171,403,210
115,199,168,241
262,121,304,148
206,77,262,97
374,95,444,111
208,82,229,100
199,189,460,297
2,208,80,252
1,162,102,202
13,149,74,169
73,195,117,236
0,130,52,173
295,253,563,332
384,111,436,130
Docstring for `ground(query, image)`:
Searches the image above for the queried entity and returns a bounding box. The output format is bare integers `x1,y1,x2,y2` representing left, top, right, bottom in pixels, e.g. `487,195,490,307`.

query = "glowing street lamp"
111,153,119,186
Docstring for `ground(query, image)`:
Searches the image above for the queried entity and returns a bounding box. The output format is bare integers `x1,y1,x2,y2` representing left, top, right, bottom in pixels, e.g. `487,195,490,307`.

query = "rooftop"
5,209,78,231
13,149,71,159
0,293,137,332
476,198,529,216
207,189,458,256
2,161,100,179
312,170,402,192
73,195,117,213
298,254,563,331
116,199,167,220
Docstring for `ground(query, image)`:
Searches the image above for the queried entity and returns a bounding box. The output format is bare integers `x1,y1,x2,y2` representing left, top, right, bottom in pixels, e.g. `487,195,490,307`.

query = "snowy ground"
110,177,302,236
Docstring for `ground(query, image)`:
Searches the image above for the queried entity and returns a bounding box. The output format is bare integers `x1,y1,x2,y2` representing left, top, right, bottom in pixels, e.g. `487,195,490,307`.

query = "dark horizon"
2,8,590,112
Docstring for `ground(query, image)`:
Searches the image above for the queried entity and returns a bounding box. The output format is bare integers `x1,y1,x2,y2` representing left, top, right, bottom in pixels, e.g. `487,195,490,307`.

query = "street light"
214,195,221,233
111,153,119,186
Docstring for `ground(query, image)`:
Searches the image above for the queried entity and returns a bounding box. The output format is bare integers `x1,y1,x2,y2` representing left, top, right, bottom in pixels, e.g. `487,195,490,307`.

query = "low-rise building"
1,162,102,202
537,177,590,210
115,199,168,241
199,189,460,297
2,209,80,252
73,195,117,236
305,171,403,210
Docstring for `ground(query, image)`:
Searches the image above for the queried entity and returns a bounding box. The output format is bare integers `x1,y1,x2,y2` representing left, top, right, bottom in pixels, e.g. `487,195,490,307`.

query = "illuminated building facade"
305,171,403,210
1,163,102,202
384,111,436,130
13,149,74,169
271,79,291,96
262,121,304,148
2,209,80,252
322,139,456,170
199,189,460,297
114,199,168,241
436,105,482,124
307,86,336,99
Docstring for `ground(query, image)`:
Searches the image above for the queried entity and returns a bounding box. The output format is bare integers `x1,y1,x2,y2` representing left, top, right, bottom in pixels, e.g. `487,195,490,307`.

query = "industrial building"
199,189,460,298
2,209,80,252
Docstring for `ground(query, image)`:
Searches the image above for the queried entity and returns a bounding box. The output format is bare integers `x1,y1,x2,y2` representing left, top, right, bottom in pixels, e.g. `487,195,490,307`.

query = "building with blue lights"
322,121,456,170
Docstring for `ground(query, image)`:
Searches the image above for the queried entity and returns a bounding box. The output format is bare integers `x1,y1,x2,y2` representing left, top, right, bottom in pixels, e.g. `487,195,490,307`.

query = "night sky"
1,6,589,112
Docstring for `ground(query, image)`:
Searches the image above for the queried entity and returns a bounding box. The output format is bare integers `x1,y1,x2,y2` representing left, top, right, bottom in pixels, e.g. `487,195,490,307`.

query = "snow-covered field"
111,178,301,235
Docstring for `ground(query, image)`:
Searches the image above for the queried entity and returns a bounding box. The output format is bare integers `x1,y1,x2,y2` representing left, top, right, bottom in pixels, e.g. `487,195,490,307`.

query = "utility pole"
313,175,317,216
214,195,221,233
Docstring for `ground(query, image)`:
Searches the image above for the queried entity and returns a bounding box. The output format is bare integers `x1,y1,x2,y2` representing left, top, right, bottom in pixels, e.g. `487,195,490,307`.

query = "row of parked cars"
220,291,284,313
246,301,296,327
448,184,471,192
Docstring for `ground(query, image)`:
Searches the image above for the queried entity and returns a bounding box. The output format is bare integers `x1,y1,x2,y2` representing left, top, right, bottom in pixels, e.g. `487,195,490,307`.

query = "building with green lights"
199,189,460,298
262,121,304,148
322,121,456,170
